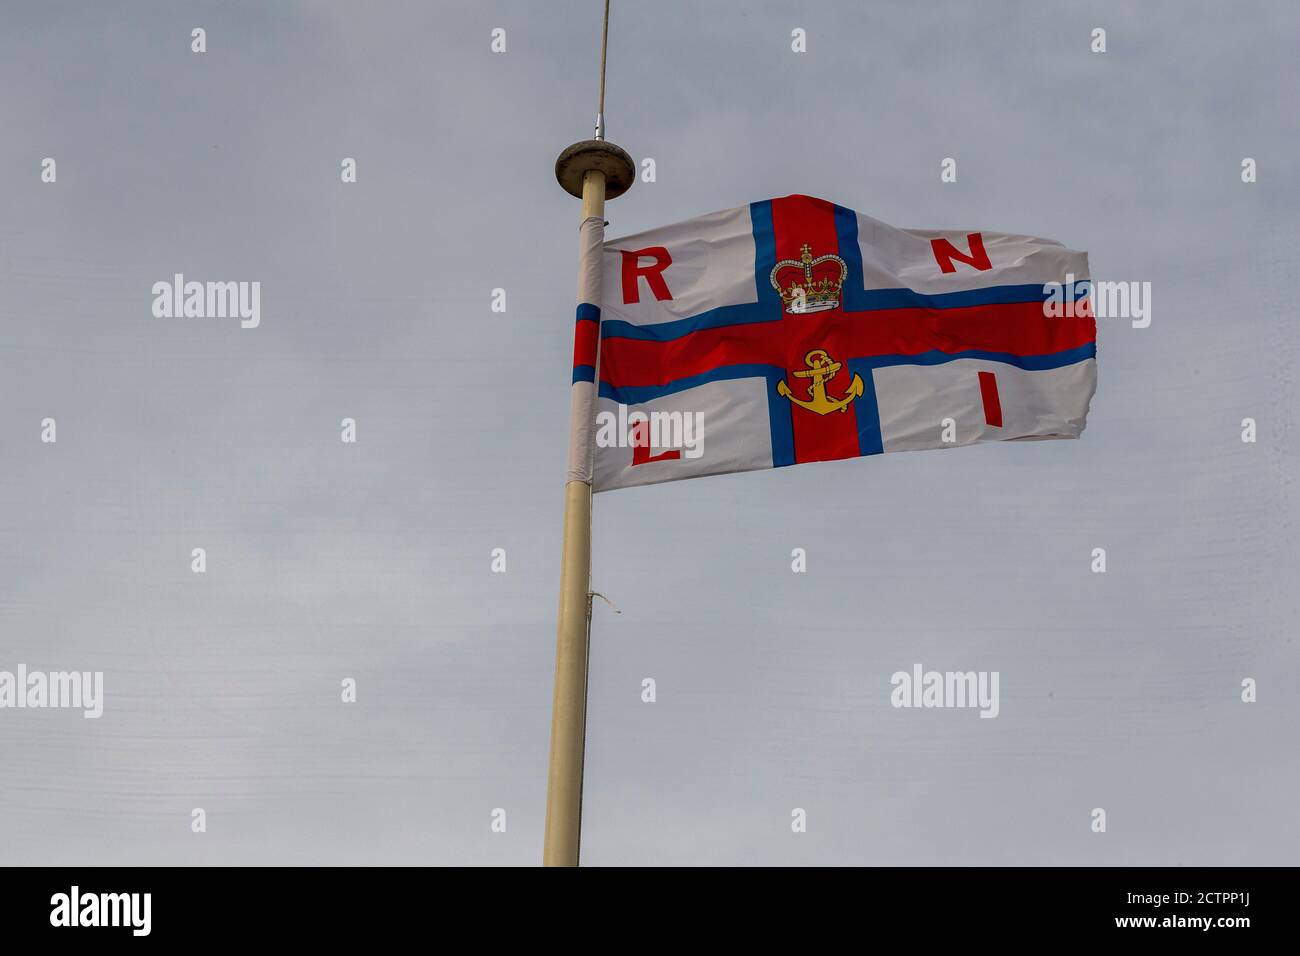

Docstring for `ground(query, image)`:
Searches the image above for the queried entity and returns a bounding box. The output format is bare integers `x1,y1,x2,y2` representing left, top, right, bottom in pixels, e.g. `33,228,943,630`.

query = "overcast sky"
1,0,1296,865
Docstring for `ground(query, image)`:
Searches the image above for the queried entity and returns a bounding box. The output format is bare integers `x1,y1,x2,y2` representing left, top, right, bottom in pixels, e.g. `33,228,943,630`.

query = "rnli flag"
576,194,1096,492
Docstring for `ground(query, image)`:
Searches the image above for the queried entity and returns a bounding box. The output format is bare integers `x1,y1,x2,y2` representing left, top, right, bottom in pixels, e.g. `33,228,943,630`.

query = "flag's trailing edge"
581,194,1096,492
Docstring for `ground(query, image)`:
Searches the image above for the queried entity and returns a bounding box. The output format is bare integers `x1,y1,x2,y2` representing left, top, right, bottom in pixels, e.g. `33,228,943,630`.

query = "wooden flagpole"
544,0,635,867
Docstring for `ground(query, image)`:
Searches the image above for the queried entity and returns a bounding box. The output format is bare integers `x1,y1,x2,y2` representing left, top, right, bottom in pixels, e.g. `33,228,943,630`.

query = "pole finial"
595,0,610,140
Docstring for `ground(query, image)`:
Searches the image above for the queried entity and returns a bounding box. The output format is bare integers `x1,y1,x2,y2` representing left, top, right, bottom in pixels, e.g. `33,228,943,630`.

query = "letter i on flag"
573,194,1096,491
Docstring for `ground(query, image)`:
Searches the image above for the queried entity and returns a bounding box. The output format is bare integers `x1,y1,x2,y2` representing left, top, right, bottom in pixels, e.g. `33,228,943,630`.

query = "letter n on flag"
580,194,1095,492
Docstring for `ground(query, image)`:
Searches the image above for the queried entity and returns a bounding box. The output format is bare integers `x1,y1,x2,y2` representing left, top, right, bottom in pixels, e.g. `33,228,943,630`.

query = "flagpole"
544,0,635,867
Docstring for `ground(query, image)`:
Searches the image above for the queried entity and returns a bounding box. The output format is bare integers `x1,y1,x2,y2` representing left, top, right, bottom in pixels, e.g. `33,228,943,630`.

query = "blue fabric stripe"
601,301,774,341
834,203,867,312
572,364,596,383
847,358,885,457
576,302,600,323
859,342,1095,372
764,369,796,467
749,200,781,311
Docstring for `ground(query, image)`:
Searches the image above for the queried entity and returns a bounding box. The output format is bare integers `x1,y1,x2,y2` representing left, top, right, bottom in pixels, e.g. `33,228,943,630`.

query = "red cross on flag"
573,194,1096,492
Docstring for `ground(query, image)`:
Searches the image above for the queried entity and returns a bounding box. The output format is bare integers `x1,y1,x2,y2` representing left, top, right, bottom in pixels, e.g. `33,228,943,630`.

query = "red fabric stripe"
769,195,860,464
572,317,599,370
599,302,1096,388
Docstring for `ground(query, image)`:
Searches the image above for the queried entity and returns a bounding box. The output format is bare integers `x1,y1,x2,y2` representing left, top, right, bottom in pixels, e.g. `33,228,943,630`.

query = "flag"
577,194,1096,492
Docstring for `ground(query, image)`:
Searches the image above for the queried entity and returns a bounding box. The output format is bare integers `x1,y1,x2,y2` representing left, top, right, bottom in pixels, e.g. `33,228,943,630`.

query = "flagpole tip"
555,140,635,200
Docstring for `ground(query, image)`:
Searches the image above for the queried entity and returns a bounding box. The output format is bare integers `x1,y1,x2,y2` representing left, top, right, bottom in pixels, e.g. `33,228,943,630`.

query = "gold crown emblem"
770,243,848,314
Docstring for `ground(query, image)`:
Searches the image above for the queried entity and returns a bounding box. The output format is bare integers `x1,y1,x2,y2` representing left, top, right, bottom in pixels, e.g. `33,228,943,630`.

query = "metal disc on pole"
555,139,636,200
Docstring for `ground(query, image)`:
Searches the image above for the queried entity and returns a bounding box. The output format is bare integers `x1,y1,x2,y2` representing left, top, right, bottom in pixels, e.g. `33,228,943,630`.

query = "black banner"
0,867,1275,942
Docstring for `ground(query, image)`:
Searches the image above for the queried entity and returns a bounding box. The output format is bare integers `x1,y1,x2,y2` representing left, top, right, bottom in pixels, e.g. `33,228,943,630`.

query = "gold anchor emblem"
777,348,865,415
